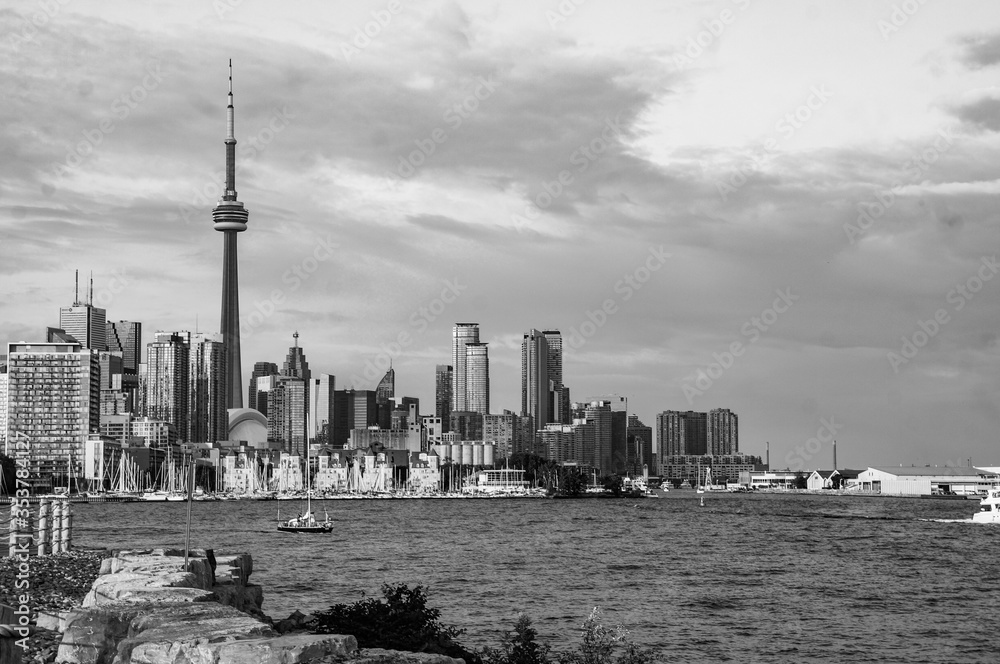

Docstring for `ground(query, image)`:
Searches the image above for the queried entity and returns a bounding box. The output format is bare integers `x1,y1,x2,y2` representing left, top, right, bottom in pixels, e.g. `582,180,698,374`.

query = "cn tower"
213,60,249,409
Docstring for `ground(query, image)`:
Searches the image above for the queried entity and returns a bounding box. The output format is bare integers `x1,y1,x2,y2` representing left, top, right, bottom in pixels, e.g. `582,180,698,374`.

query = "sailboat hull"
276,523,333,533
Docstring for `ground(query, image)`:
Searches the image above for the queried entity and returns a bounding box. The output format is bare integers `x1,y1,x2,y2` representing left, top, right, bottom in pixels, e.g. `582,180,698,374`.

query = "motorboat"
972,488,1000,524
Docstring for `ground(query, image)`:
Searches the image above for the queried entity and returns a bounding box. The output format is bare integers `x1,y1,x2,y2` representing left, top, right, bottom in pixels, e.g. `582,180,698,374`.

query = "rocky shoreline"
1,548,461,664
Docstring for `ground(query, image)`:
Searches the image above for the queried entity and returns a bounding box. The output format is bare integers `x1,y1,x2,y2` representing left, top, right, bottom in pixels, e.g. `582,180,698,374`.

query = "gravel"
1,548,107,664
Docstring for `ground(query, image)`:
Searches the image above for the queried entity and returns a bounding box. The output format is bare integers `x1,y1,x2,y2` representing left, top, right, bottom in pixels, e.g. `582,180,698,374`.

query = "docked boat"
972,488,1000,524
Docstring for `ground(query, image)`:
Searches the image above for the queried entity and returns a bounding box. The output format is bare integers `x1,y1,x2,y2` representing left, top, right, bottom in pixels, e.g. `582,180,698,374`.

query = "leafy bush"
308,583,479,663
484,609,660,664
481,614,552,664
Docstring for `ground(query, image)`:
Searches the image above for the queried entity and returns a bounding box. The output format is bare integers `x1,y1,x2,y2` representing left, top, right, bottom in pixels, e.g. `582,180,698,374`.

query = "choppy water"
72,492,998,662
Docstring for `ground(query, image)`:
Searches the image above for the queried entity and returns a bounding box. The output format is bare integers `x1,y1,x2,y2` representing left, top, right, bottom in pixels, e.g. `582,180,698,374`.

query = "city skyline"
3,1,1000,468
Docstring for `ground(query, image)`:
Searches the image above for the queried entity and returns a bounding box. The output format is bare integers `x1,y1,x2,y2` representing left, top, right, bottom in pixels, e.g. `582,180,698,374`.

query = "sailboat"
277,444,333,533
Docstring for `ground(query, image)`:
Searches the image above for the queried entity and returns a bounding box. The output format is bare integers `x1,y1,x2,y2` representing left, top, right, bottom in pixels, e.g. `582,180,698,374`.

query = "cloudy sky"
3,0,1000,469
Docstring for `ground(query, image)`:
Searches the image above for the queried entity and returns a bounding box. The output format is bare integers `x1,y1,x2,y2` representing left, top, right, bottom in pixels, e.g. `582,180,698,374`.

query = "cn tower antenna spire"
214,59,250,411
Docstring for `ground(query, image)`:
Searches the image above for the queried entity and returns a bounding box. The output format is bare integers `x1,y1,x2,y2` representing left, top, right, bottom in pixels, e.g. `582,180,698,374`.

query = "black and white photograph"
1,1,998,662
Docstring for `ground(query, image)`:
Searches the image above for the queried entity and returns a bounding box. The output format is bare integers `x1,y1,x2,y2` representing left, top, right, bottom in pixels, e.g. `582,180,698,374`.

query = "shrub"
308,583,479,663
481,614,552,664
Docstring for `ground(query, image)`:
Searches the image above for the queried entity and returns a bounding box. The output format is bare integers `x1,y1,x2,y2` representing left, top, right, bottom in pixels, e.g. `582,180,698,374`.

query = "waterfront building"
662,454,764,486
349,427,422,453
708,408,739,455
145,332,190,439
657,410,708,468
464,342,490,415
188,333,227,444
855,466,1000,496
571,401,613,473
435,365,452,432
213,61,251,410
451,323,479,412
407,450,440,494
248,361,278,412
627,415,653,475
5,341,100,490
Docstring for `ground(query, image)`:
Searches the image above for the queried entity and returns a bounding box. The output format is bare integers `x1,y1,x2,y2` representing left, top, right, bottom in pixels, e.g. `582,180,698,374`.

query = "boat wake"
918,518,975,523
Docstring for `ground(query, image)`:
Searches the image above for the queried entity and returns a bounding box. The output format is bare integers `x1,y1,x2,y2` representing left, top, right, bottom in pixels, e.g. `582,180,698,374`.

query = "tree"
560,467,585,497
793,472,808,490
601,474,623,497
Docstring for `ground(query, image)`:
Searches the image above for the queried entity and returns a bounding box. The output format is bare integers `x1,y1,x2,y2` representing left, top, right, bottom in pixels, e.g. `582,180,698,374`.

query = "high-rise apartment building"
449,410,484,441
435,365,452,432
248,361,278,412
627,415,653,475
484,410,517,459
188,332,227,444
708,408,739,455
571,401,613,473
267,376,306,456
375,367,395,429
464,342,489,415
331,389,378,447
0,368,8,452
5,342,100,489
657,410,709,462
451,323,479,412
145,332,190,439
521,330,550,435
543,330,569,423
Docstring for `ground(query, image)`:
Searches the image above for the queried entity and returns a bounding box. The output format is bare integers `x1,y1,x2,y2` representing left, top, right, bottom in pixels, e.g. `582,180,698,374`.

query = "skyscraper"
145,332,190,439
708,408,739,455
213,61,250,410
375,366,394,429
464,342,490,415
6,341,99,490
435,365,452,432
521,330,549,436
283,332,310,441
451,323,479,411
310,373,335,444
268,376,306,455
188,333,227,444
59,275,107,352
248,361,278,412
657,410,708,459
543,330,567,423
106,320,142,412
627,415,653,475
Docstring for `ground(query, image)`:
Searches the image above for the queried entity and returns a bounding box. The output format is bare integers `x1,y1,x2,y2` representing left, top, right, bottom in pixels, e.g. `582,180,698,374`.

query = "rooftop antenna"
74,270,79,306
88,272,94,306
293,330,299,348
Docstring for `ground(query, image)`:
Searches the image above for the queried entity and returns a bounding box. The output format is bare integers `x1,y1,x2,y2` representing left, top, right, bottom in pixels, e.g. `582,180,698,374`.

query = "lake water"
71,492,998,663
